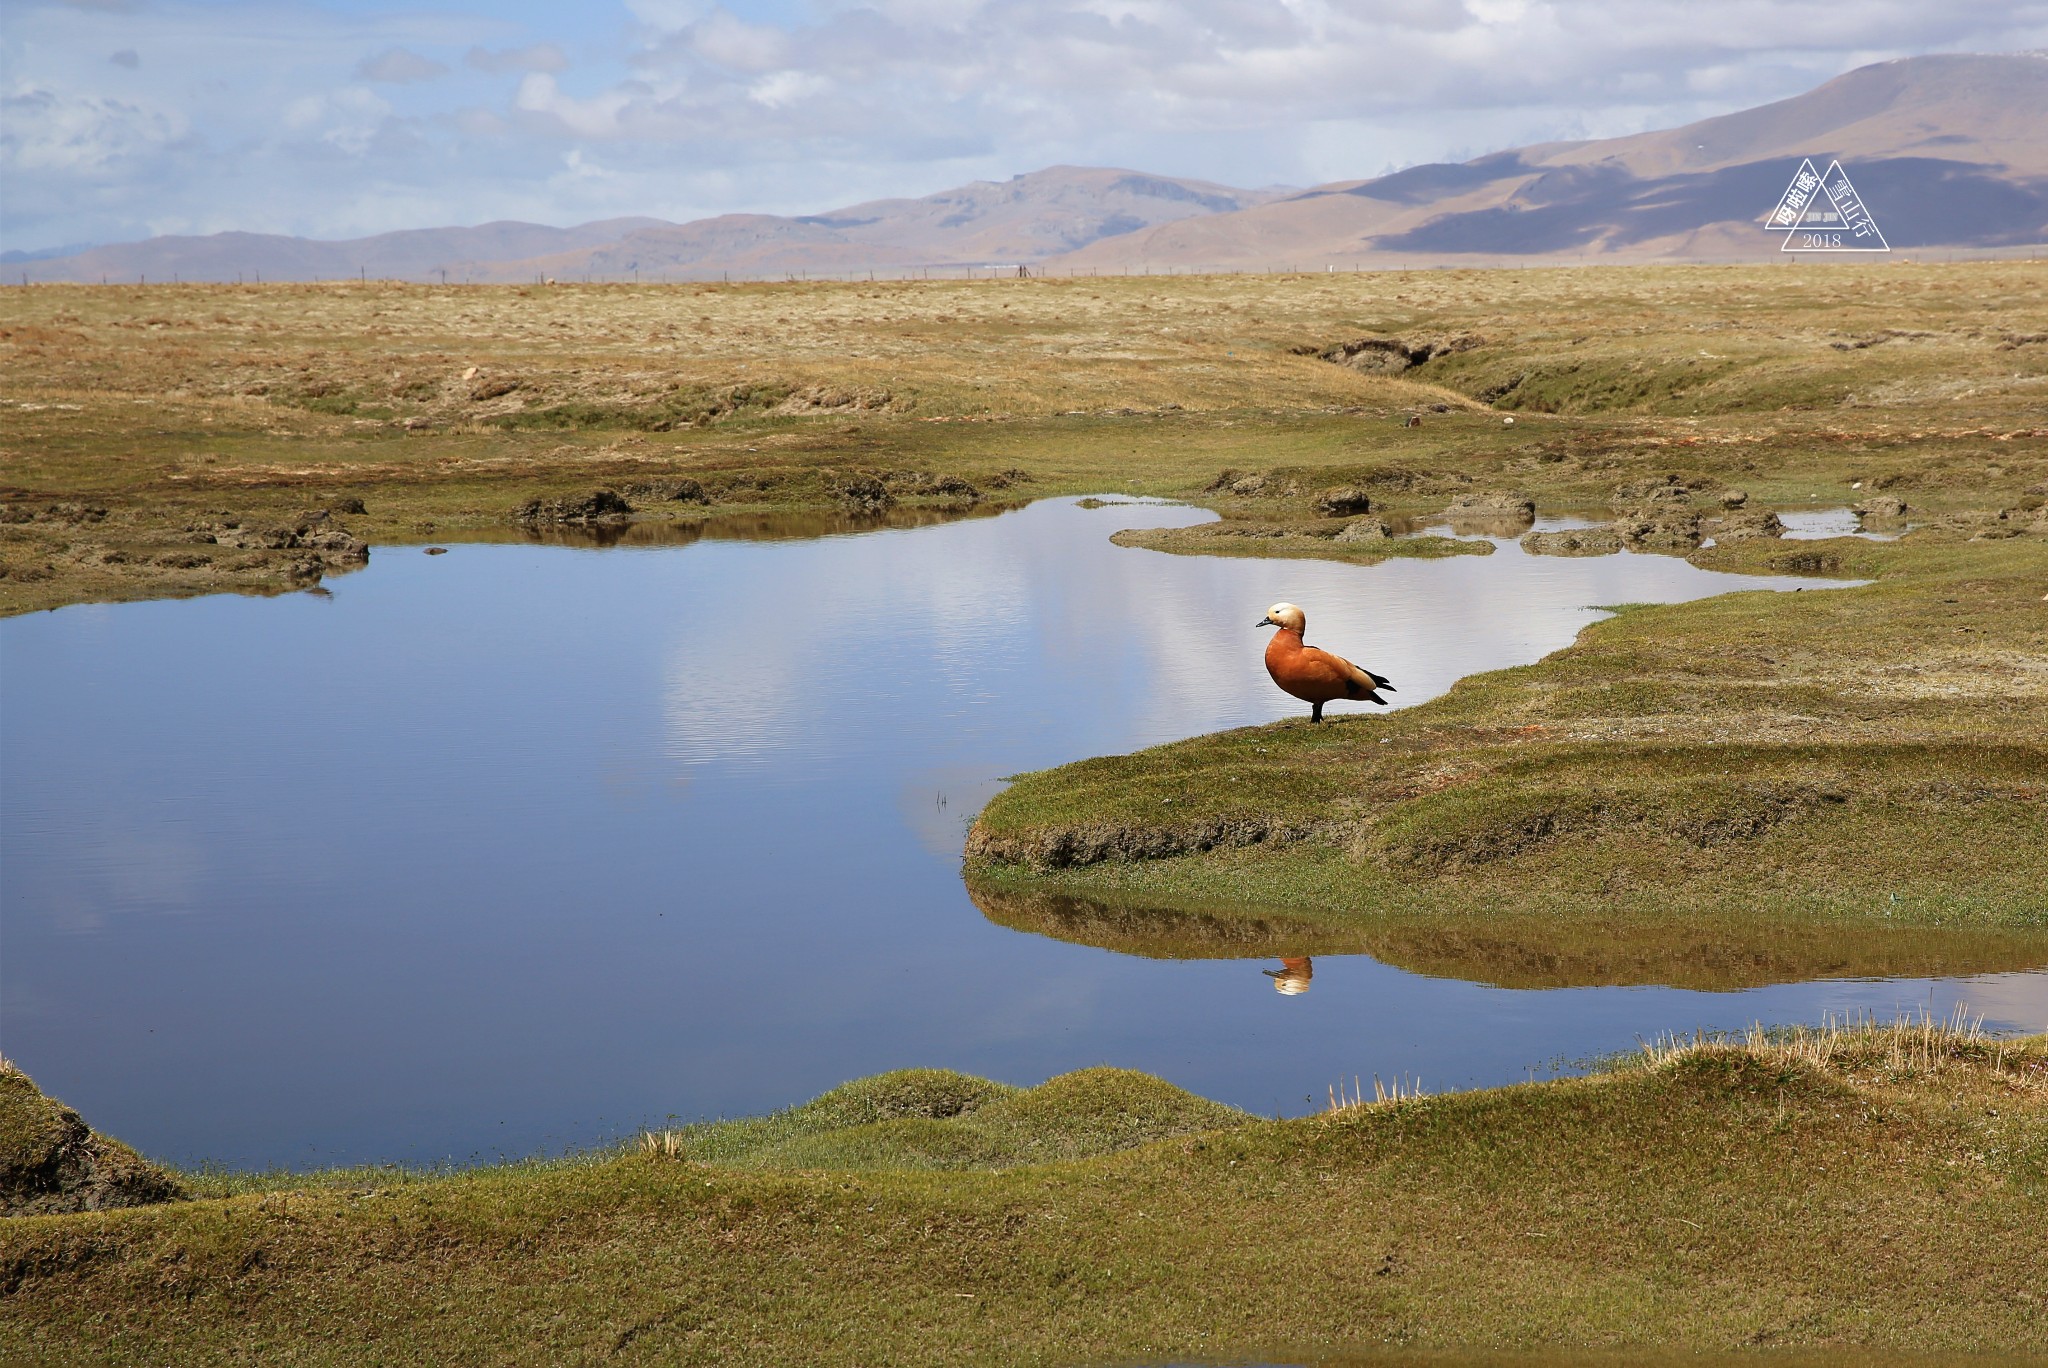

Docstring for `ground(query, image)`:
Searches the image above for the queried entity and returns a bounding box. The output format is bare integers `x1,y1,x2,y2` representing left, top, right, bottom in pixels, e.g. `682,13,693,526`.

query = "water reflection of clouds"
660,497,1842,771
1778,507,1909,540
660,514,1039,769
898,765,1010,860
1102,521,1833,749
1938,973,2048,1034
1809,973,2048,1035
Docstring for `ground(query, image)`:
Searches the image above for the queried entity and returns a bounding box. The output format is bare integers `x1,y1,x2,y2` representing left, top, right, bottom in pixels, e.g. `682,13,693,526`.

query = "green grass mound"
1,1061,182,1217
1357,741,2046,875
968,533,2048,928
659,1067,1248,1172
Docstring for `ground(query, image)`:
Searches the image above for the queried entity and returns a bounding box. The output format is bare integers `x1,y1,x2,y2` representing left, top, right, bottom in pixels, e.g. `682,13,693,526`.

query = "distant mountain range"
1060,52,2048,269
14,168,1288,285
15,52,2047,284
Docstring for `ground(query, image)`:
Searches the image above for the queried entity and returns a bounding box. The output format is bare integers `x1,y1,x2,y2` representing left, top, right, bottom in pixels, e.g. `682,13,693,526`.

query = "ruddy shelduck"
1257,602,1394,723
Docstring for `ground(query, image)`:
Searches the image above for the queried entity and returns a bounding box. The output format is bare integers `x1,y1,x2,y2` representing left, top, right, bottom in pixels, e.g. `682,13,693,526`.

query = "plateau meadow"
4,261,2045,1362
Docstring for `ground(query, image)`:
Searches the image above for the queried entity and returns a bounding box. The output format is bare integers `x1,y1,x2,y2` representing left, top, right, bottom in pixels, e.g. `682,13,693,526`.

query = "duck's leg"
1311,701,1324,724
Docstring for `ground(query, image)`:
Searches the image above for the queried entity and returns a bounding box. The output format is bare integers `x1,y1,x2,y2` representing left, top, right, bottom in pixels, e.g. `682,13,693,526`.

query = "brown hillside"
1054,53,2048,271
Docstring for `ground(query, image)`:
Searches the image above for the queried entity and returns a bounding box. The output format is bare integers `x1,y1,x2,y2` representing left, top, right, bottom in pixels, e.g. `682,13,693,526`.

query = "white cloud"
598,0,2048,165
513,72,644,138
0,83,185,173
5,0,2048,251
748,69,826,109
283,86,393,155
685,10,792,72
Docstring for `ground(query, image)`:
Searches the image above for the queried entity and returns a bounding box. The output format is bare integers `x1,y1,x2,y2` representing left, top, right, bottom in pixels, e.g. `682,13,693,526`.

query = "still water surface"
4,498,2042,1168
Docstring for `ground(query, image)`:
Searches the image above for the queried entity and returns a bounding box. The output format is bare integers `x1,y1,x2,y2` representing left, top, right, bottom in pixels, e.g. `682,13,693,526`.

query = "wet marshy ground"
3,496,2041,1169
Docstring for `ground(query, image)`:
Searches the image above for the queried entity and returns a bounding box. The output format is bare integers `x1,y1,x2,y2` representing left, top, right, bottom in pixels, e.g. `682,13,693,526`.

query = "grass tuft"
1325,1073,1428,1113
638,1129,689,1162
1637,1005,2023,1082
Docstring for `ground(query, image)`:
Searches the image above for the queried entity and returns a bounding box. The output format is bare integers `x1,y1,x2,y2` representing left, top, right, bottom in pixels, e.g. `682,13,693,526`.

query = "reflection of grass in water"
489,497,1024,549
8,1021,2046,1362
966,878,2048,991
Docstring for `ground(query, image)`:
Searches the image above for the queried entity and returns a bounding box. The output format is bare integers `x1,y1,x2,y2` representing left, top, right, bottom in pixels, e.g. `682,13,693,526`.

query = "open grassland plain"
5,264,2047,1363
2,261,2046,613
3,1022,2045,1364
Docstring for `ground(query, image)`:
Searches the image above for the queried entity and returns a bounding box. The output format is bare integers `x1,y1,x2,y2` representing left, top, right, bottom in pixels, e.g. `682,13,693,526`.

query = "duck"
1257,602,1394,723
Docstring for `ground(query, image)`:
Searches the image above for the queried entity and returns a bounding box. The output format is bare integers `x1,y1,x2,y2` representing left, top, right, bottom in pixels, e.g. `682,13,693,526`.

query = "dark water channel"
4,497,2042,1169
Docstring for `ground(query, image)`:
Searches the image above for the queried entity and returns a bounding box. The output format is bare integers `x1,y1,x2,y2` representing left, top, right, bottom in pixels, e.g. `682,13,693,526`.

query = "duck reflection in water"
1263,956,1312,995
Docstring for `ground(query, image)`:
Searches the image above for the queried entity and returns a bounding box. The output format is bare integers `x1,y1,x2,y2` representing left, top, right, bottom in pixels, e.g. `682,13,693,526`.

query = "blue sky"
5,0,2046,251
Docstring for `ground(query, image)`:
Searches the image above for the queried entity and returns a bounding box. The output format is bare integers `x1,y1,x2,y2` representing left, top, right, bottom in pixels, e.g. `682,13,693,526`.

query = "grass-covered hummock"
637,1067,1248,1173
1,1059,183,1217
2,1020,2042,1363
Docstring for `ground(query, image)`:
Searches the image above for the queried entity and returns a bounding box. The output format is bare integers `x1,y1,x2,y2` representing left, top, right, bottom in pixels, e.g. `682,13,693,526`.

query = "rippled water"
4,497,2041,1169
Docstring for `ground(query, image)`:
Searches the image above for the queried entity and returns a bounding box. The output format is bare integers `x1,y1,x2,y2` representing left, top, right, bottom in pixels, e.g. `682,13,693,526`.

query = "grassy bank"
4,261,2045,613
3,1021,2043,1364
967,526,2048,933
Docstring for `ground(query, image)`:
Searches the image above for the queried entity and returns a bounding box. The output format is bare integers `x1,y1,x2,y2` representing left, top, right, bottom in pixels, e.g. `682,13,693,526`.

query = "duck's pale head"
1258,602,1306,633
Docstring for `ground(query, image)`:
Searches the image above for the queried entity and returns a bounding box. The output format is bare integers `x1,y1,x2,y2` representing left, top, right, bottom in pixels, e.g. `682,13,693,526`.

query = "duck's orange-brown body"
1261,610,1393,722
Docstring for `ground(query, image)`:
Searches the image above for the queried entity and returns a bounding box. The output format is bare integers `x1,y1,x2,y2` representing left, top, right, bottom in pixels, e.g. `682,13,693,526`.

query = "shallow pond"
4,497,2042,1169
